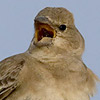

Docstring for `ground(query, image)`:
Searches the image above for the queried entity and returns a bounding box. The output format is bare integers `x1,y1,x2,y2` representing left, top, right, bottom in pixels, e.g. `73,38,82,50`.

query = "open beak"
34,17,56,42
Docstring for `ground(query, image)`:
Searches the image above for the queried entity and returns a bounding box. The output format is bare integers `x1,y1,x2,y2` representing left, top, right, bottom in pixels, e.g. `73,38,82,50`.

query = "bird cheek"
53,37,67,49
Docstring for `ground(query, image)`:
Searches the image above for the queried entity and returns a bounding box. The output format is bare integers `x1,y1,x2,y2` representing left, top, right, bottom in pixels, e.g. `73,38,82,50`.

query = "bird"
0,7,99,100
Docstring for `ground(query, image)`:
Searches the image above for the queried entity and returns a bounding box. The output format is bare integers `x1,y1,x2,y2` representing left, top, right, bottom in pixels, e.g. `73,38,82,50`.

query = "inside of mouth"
37,28,54,41
35,22,55,42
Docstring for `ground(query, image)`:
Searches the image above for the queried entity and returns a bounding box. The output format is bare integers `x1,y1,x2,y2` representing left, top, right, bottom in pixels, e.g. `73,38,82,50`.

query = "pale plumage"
0,7,99,100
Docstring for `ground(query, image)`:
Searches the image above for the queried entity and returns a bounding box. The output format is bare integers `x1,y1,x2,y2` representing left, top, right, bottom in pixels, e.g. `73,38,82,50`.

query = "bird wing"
0,55,25,99
84,63,99,96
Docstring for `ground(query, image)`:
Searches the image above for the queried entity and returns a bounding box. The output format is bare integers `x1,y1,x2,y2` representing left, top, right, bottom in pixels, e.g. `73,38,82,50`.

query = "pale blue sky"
0,0,100,100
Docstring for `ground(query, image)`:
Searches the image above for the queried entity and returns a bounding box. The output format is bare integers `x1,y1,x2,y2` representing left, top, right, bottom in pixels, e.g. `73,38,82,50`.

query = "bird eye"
59,25,66,31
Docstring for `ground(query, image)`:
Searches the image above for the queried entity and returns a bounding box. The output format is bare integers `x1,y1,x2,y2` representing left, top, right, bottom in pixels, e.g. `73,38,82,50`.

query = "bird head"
29,7,85,56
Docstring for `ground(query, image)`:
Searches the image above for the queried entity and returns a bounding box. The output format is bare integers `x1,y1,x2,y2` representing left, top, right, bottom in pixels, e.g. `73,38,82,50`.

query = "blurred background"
0,0,100,99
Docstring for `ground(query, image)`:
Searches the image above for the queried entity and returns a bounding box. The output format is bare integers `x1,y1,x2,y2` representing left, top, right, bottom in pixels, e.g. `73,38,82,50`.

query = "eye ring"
59,25,66,31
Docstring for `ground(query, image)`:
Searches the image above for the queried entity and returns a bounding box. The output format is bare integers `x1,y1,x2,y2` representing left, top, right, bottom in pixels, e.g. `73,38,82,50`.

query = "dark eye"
59,25,66,31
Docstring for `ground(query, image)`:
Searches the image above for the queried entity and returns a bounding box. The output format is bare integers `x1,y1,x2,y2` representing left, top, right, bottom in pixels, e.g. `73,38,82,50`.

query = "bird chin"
34,37,53,47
